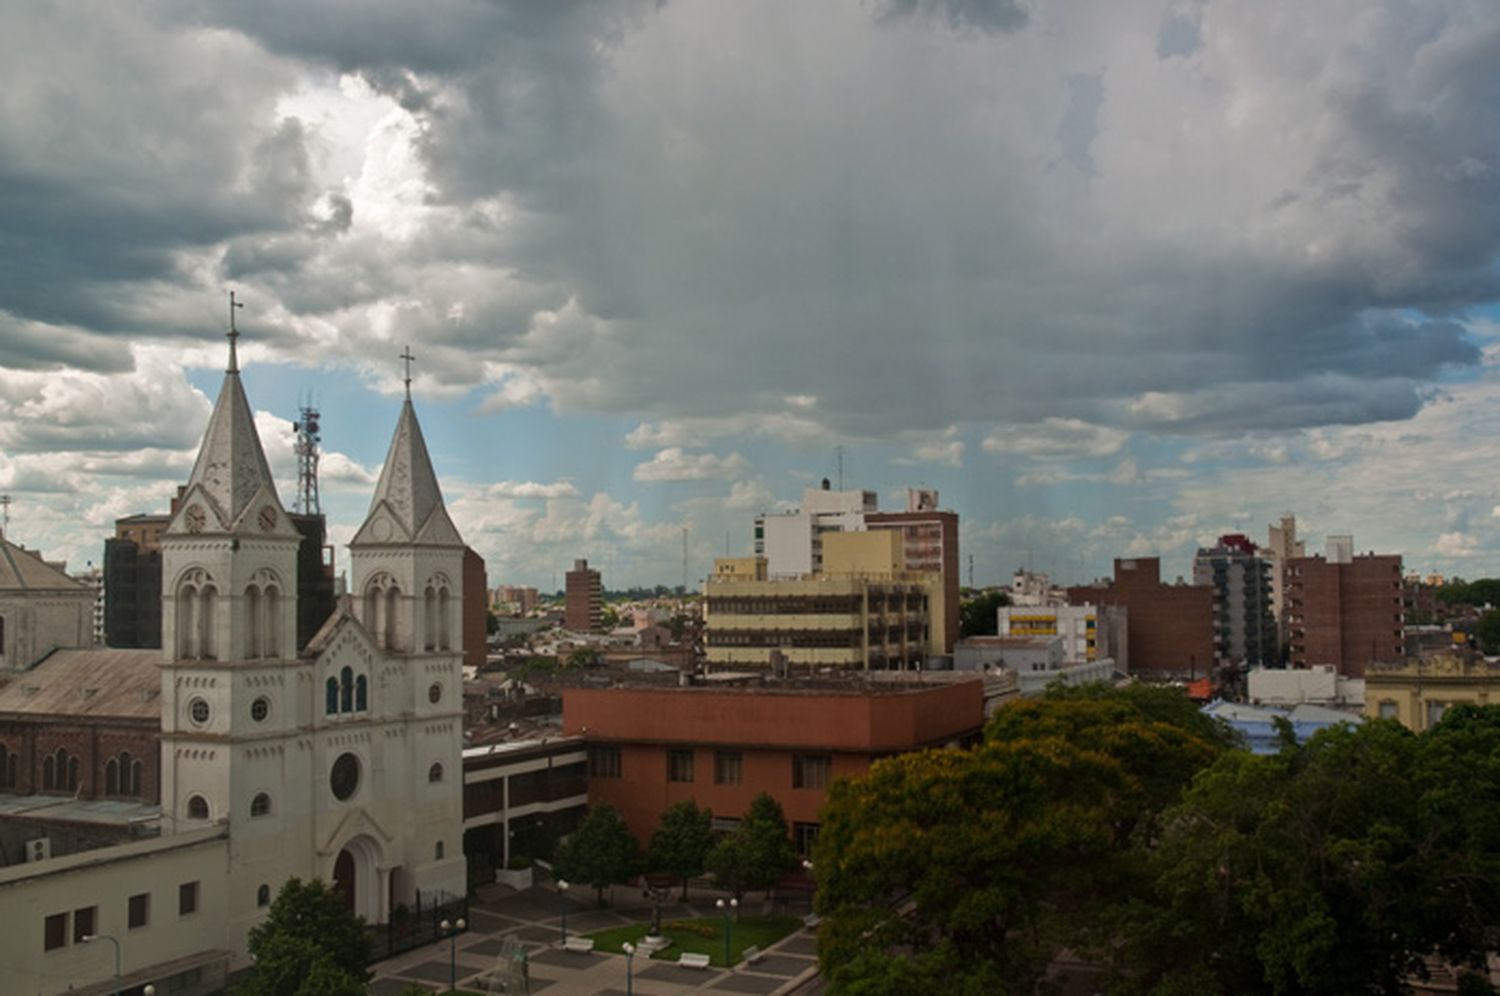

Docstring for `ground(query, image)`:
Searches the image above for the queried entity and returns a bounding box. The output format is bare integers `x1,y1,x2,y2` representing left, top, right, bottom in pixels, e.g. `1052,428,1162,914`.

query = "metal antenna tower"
835,444,845,491
293,400,322,515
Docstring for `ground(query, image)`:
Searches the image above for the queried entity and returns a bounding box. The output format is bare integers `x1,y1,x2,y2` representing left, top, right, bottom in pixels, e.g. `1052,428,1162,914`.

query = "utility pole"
835,445,845,491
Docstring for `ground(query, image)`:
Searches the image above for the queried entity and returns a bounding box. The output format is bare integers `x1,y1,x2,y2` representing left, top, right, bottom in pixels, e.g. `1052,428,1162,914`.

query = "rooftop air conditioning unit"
26,837,52,863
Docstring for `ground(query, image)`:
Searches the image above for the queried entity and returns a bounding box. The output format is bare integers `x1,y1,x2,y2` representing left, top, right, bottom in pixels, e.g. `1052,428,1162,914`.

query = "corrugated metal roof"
0,536,86,591
0,648,161,719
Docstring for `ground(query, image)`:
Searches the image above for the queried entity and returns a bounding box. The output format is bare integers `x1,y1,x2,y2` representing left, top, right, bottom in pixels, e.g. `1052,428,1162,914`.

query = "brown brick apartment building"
1286,552,1403,677
565,558,603,632
1068,557,1214,679
562,679,985,853
867,503,960,654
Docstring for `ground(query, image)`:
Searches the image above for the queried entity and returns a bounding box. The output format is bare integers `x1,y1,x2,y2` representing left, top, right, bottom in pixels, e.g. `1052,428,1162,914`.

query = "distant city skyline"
3,1,1499,590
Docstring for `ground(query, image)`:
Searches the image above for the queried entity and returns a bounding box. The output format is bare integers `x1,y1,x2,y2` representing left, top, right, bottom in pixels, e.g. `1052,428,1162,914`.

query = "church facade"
0,332,467,995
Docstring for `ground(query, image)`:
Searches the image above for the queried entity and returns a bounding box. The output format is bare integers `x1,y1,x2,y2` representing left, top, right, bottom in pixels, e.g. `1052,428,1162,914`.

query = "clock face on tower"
258,505,277,532
184,505,206,533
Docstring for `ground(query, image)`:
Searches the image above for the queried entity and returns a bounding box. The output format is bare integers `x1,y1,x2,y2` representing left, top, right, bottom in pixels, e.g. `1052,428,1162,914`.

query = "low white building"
1247,665,1364,711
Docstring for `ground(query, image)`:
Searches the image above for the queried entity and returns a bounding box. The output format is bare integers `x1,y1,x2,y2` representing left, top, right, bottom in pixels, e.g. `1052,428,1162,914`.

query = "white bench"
678,952,712,969
563,936,595,953
741,945,764,964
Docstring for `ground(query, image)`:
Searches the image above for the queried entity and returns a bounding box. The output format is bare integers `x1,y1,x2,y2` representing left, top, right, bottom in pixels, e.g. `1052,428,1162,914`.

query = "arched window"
424,587,437,651
119,752,134,794
130,760,143,797
250,792,271,817
364,587,381,644
435,840,444,860
385,587,400,651
0,742,13,788
187,795,209,820
66,755,78,791
0,615,6,654
177,584,197,659
325,677,338,715
257,884,271,908
438,588,452,651
42,753,55,791
355,675,368,712
198,585,217,660
340,666,353,713
264,586,280,658
246,585,262,658
105,757,120,795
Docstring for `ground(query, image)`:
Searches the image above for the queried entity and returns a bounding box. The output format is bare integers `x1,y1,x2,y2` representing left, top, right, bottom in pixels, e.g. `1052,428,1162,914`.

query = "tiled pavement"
369,880,818,995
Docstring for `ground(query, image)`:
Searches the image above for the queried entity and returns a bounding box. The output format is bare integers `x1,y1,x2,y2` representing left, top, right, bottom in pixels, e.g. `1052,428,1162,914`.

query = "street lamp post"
439,917,467,992
557,878,570,944
622,941,636,996
82,934,121,995
715,897,738,966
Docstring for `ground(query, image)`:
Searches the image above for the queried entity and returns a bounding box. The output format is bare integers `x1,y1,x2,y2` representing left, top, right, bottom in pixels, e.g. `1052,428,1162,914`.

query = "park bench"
563,936,595,953
741,945,764,964
678,952,712,969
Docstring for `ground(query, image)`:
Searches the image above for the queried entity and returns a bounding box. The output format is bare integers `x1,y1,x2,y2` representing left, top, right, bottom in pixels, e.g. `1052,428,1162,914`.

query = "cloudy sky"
3,0,1499,590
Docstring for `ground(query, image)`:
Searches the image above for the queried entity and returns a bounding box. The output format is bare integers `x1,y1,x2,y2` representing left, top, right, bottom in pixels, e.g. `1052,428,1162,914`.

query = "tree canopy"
554,804,641,905
813,685,1500,996
647,800,715,899
707,792,799,899
958,589,1012,638
238,878,370,996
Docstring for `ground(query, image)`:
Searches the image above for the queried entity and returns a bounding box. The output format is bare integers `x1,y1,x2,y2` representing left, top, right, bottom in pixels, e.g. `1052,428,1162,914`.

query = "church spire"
170,300,285,533
350,350,462,548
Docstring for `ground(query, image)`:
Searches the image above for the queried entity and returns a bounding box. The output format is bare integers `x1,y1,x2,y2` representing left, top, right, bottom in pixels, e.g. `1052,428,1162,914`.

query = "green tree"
708,792,798,899
1476,607,1500,654
1119,714,1500,995
554,804,641,906
813,688,1227,995
237,878,370,996
958,589,1011,638
565,647,599,669
647,800,715,899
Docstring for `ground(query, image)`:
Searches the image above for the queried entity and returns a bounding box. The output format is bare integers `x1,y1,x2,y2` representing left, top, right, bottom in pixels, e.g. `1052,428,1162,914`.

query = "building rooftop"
0,794,161,827
0,648,161,719
0,536,86,591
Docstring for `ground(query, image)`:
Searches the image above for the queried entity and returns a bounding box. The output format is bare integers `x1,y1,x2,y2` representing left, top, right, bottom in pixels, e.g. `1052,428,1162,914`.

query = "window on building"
1378,700,1398,720
711,816,741,833
251,792,271,817
1426,700,1447,729
251,696,270,722
428,762,444,783
340,666,353,713
355,675,368,712
257,884,271,908
44,912,67,951
792,754,831,790
587,745,621,779
187,795,209,820
714,751,743,786
667,749,694,783
179,881,199,916
435,840,445,860
325,677,338,715
0,742,13,788
793,822,820,856
73,906,97,944
128,892,150,929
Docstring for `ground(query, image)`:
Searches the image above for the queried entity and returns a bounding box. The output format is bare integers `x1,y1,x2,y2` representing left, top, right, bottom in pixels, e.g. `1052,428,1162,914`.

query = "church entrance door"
333,848,355,910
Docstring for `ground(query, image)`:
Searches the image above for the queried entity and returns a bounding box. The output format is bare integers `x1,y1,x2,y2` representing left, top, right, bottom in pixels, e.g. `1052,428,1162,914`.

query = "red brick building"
463,546,488,669
562,678,985,853
565,558,602,632
867,491,960,653
0,649,161,802
1068,557,1214,679
1286,552,1403,677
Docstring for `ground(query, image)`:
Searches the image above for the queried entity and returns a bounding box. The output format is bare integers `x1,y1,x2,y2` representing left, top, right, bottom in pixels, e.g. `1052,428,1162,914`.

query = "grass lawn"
584,914,801,968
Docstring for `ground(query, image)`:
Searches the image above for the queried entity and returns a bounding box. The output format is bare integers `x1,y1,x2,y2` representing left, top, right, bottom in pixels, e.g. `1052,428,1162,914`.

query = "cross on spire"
227,291,245,373
399,346,415,400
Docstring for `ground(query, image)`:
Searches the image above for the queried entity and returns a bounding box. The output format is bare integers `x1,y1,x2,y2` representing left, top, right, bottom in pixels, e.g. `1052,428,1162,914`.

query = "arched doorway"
329,834,385,923
333,849,355,911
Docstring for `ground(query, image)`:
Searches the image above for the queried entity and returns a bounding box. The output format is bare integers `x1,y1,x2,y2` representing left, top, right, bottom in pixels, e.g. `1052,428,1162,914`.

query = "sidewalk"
369,880,820,996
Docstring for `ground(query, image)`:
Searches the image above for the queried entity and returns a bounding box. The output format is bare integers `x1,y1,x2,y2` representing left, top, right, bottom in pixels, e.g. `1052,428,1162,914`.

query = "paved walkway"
369,881,819,996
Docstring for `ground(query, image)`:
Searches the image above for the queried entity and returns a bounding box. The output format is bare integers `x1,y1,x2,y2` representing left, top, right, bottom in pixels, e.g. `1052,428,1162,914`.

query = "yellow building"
704,532,942,671
1364,654,1500,732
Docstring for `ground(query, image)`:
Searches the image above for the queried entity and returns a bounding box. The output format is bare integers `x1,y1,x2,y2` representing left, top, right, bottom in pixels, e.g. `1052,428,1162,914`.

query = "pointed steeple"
167,301,287,534
351,376,462,548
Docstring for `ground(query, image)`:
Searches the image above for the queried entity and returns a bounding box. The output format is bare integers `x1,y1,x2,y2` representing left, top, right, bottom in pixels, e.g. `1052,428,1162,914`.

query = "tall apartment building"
496,584,539,616
463,547,489,668
1286,537,1403,677
1193,534,1277,668
754,483,960,652
706,531,942,671
866,488,960,653
565,558,603,631
1067,558,1214,679
1264,515,1305,647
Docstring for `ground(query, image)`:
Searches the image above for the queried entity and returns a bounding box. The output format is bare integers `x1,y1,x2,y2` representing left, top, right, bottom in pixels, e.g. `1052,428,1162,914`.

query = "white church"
0,328,467,995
